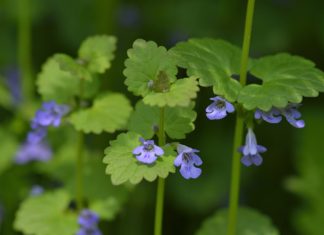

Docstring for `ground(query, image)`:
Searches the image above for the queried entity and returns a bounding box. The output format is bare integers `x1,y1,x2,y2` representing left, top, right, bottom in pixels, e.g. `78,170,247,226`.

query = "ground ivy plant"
103,1,324,235
14,35,132,235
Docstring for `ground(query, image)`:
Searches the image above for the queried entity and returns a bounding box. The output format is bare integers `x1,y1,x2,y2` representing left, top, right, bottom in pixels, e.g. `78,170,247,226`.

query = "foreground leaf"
78,35,117,74
170,38,243,102
196,207,279,235
124,39,178,97
69,93,132,134
128,101,196,139
143,76,199,107
103,132,176,185
14,190,78,235
238,54,324,111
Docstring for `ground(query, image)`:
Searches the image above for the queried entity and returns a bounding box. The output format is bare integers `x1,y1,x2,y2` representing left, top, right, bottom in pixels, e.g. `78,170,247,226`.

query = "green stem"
76,131,84,211
18,0,33,103
227,0,256,234
154,108,166,235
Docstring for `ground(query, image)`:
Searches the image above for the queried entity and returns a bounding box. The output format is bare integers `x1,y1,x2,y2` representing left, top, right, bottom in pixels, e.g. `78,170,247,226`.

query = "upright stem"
154,108,166,235
18,0,33,103
76,131,84,211
227,0,256,234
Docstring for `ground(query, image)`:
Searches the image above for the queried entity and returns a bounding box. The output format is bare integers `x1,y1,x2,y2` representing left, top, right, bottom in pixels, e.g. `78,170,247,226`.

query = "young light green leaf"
37,57,79,103
54,54,92,80
124,39,178,97
238,53,324,111
14,190,78,235
103,132,176,185
196,207,279,235
69,93,132,134
143,76,199,107
78,35,117,74
128,101,196,139
170,38,243,102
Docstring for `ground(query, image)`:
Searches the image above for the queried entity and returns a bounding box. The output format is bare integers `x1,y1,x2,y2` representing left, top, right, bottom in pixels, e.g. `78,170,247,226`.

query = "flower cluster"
239,128,267,167
133,138,203,179
77,209,102,235
15,101,69,164
255,104,305,128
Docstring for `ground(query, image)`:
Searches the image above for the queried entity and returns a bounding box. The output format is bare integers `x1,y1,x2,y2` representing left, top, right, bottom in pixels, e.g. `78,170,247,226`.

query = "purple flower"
30,185,44,196
239,128,267,167
15,141,52,164
27,126,47,144
32,101,70,128
132,138,164,164
4,67,22,105
174,144,202,179
254,104,304,128
206,96,235,120
77,210,102,235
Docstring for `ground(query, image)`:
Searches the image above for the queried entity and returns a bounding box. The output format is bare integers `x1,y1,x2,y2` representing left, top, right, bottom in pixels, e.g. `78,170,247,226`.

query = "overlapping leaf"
238,54,324,111
170,38,243,102
103,132,176,185
124,39,178,97
78,35,117,74
37,57,79,103
69,93,132,134
196,207,279,235
14,190,78,235
143,76,199,107
128,101,196,139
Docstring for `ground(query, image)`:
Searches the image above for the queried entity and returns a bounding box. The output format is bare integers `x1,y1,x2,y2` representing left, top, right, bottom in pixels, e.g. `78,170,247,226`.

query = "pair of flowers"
133,138,202,179
15,101,70,164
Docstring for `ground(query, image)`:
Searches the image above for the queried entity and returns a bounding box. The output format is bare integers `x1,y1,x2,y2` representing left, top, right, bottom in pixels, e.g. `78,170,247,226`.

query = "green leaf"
285,109,324,235
143,76,199,107
0,129,19,174
196,207,279,235
37,56,79,103
103,132,176,185
69,93,132,134
170,38,243,102
54,54,92,81
14,190,78,235
238,53,324,111
128,101,196,139
78,35,117,74
0,77,12,108
124,39,178,97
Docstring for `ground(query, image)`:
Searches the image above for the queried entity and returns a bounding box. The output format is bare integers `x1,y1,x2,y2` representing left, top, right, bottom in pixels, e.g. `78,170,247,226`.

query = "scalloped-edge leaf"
78,35,117,74
103,132,176,185
14,190,78,235
238,53,324,111
69,92,132,134
54,54,92,81
143,76,199,107
196,207,279,235
124,39,178,97
37,56,79,103
128,101,196,139
170,38,243,102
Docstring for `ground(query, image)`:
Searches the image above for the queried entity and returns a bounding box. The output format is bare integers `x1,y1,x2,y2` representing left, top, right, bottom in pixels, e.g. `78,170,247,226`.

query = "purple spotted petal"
251,154,263,166
175,144,202,179
179,164,202,179
136,152,157,164
241,155,253,167
206,96,235,120
133,138,164,164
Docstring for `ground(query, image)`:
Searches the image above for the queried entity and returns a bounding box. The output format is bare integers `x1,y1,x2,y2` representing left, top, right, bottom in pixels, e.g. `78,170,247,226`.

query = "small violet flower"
206,96,235,120
29,185,44,196
255,104,304,128
27,126,47,144
133,138,164,164
15,141,52,164
239,128,267,167
174,144,202,179
32,101,70,128
77,209,102,235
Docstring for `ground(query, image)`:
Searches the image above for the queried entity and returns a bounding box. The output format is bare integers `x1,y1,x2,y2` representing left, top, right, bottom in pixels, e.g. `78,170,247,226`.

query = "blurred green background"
1,0,324,234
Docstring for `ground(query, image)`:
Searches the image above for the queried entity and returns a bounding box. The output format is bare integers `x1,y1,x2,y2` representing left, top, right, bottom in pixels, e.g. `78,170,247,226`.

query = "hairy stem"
227,0,256,234
154,107,166,235
18,0,33,103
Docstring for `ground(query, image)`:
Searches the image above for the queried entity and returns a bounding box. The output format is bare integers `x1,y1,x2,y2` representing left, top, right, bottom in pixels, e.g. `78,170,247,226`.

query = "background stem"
227,0,256,234
18,0,33,103
154,107,166,235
